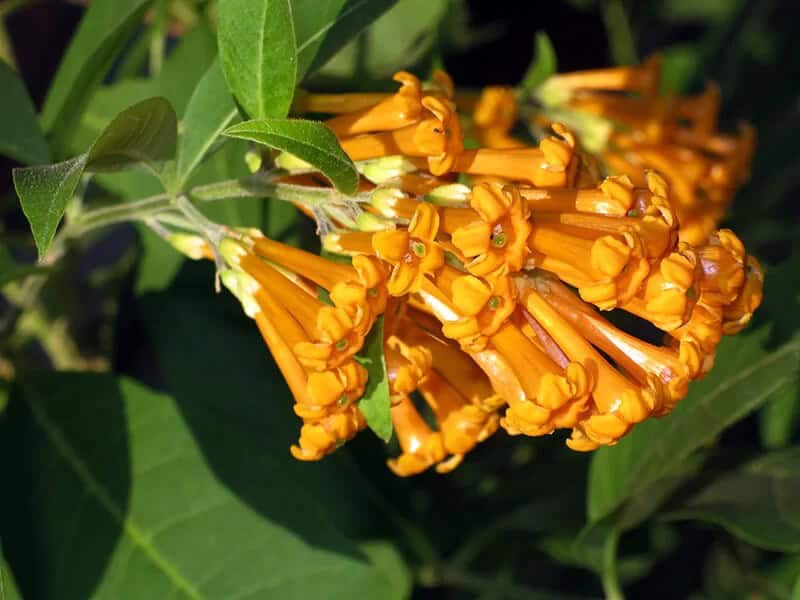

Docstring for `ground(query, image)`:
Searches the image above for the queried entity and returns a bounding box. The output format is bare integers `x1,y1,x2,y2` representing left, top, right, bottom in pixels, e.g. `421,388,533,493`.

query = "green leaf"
0,244,49,287
69,22,218,155
217,0,297,119
14,98,178,258
660,44,702,94
663,448,800,552
794,575,800,600
587,325,800,524
1,370,406,600
174,60,238,189
224,118,358,194
87,97,177,172
0,61,49,165
12,155,87,258
311,0,449,84
292,0,398,79
41,0,153,149
0,545,22,600
519,31,558,95
356,315,393,442
760,385,799,449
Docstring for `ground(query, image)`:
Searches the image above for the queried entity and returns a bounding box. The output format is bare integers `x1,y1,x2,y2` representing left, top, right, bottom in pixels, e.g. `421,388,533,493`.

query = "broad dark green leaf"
224,118,358,194
1,368,407,599
0,61,49,165
663,448,800,552
0,244,49,287
14,98,177,258
312,0,449,84
588,324,800,523
174,60,238,189
519,31,558,95
217,0,297,119
356,316,392,442
40,0,153,149
292,0,398,79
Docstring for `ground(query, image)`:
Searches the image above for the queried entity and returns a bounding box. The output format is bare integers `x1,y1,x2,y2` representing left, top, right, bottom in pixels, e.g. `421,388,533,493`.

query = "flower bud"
424,183,471,207
357,155,418,184
220,269,260,318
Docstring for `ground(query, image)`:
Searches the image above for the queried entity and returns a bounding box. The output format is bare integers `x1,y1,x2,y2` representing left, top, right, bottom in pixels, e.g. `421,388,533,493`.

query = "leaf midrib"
27,394,205,600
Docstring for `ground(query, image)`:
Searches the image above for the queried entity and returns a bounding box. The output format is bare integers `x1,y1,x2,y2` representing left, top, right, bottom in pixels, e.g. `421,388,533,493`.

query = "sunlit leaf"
174,60,239,189
217,0,297,119
224,118,358,194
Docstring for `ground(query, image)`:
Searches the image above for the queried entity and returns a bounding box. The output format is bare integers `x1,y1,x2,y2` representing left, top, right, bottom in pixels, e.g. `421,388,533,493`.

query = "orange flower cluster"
529,56,755,245
209,67,761,476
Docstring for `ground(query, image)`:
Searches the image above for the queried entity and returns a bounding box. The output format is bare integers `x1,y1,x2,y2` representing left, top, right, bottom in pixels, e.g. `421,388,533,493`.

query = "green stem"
601,530,625,600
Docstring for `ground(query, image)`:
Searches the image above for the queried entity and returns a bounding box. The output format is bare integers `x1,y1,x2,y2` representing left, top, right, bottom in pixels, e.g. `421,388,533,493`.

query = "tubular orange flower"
384,311,504,476
446,182,532,279
451,123,579,187
371,202,444,296
323,71,423,137
542,54,662,98
530,56,754,244
437,268,517,352
338,96,464,176
471,86,525,149
250,235,388,335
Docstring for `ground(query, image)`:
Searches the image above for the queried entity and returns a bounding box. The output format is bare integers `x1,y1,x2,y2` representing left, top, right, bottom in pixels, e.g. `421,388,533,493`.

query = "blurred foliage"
1,0,799,599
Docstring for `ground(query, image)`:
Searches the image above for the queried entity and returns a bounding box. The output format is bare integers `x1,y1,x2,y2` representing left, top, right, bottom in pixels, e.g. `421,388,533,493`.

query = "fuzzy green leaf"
356,316,393,442
224,118,358,194
14,98,177,258
0,61,50,165
217,0,297,119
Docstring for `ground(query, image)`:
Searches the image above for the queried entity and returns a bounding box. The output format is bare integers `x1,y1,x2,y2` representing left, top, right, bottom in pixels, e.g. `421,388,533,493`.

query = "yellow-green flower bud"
425,183,471,207
356,212,395,232
168,233,209,261
220,269,260,318
357,155,417,184
275,152,312,170
369,187,408,218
